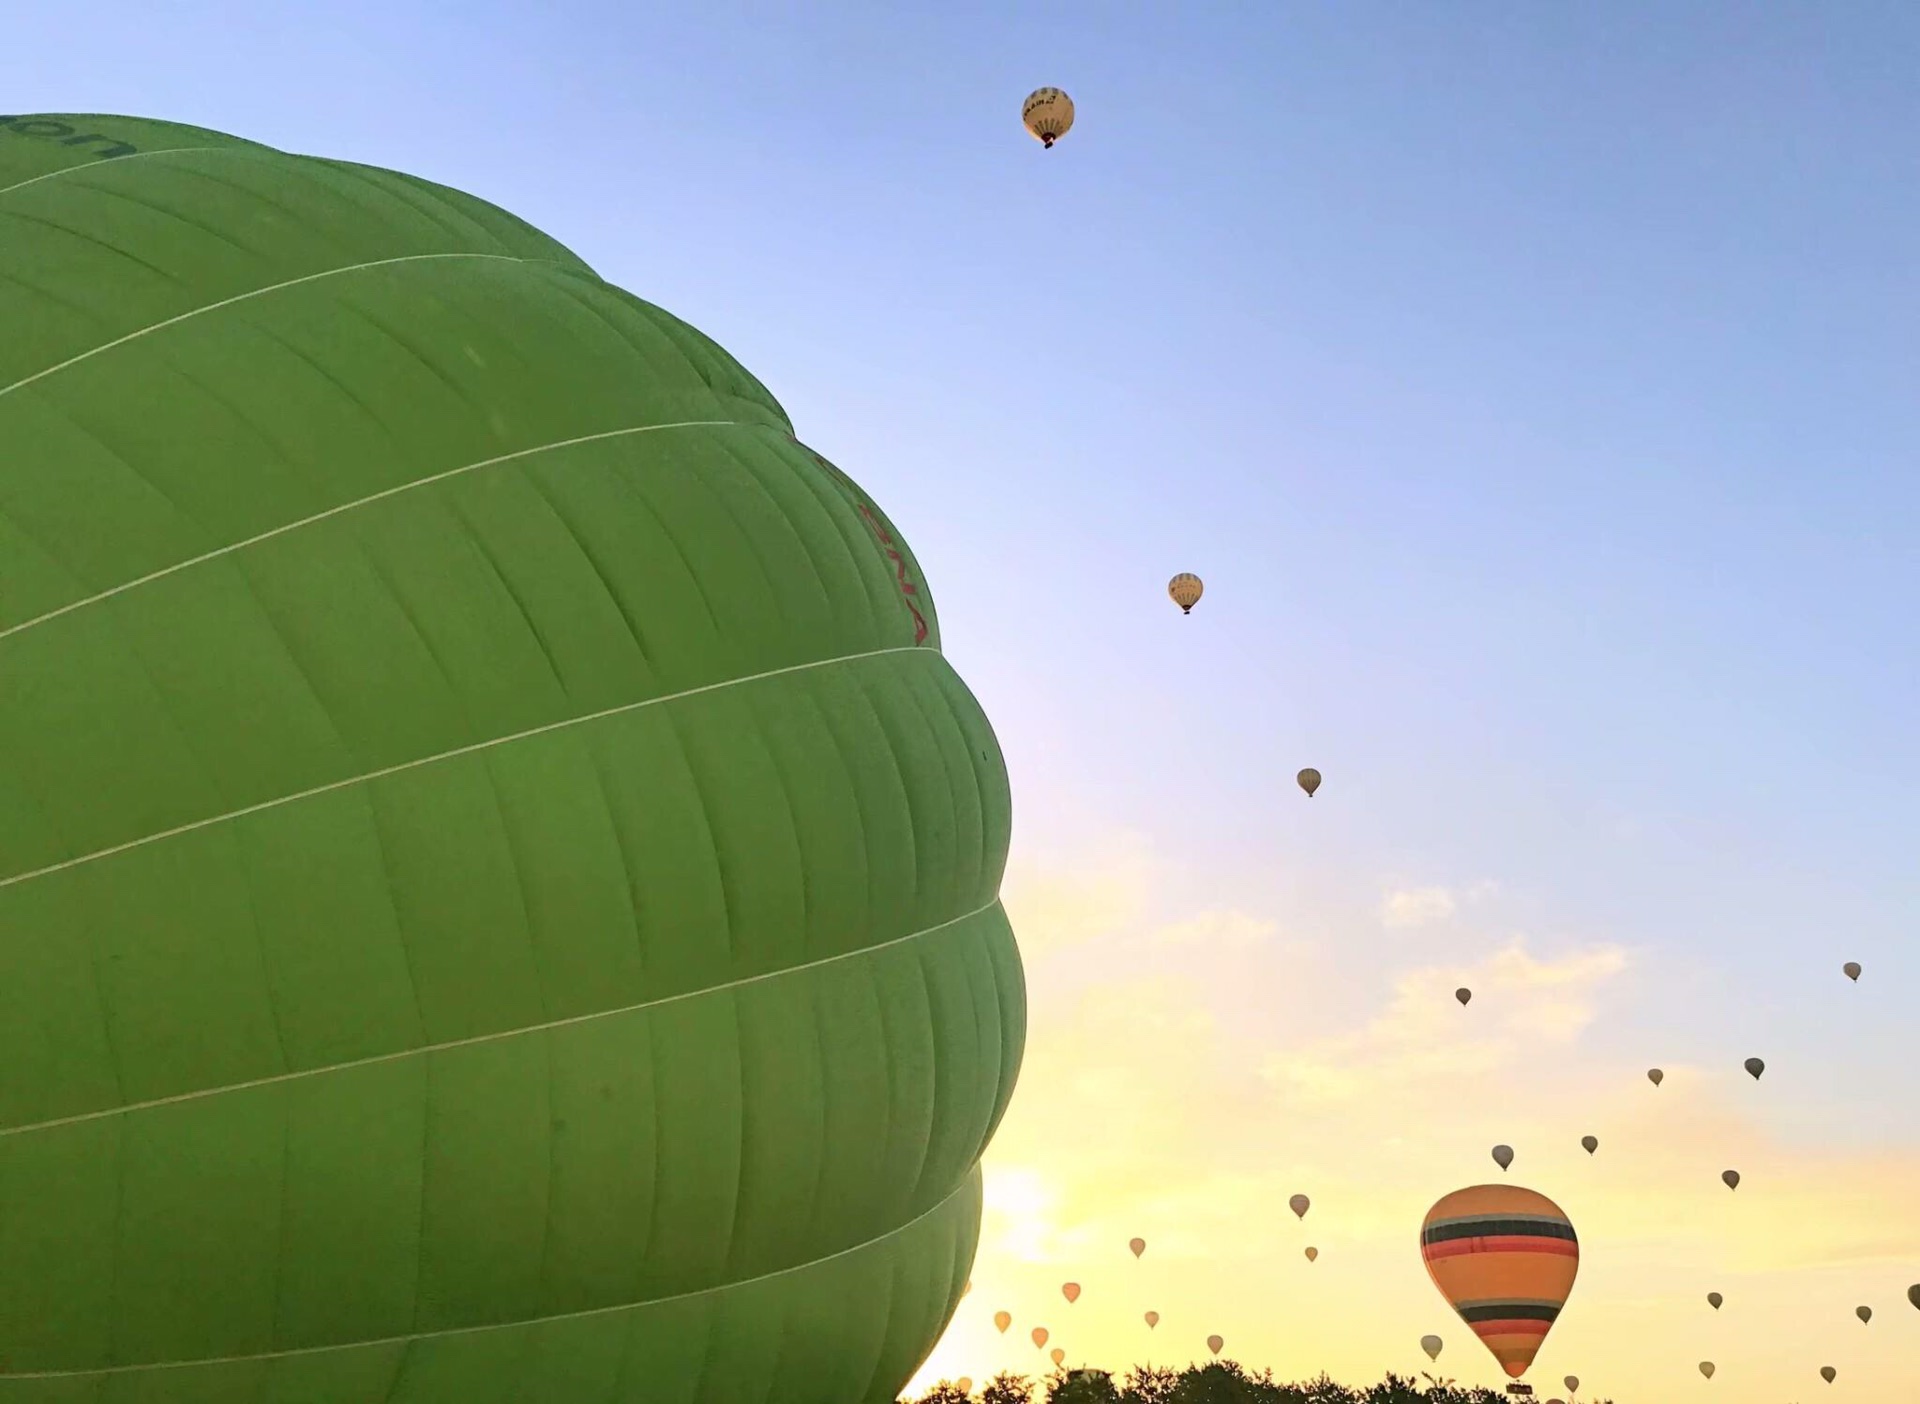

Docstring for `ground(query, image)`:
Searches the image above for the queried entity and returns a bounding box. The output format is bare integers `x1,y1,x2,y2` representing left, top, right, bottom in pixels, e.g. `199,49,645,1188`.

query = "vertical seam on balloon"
581,731,652,982
441,495,571,697
0,1167,980,1380
0,419,746,649
0,644,933,896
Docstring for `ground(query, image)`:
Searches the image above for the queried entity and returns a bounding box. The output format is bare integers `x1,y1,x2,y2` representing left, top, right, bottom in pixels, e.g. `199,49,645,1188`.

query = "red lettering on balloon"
806,447,929,645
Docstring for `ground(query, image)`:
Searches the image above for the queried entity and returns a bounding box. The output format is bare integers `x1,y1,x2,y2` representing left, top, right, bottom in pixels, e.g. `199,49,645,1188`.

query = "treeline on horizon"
900,1364,1614,1404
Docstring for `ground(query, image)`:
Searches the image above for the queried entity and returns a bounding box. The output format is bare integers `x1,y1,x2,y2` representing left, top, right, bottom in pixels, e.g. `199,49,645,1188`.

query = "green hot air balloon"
0,114,1024,1404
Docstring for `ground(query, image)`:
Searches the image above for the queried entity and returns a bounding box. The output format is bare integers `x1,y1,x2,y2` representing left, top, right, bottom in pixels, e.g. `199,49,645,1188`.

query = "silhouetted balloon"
1022,88,1075,148
1050,1347,1065,1366
1168,573,1203,614
1297,768,1322,797
1564,1376,1579,1394
1130,1237,1147,1259
1422,1184,1578,1380
1421,1335,1444,1361
1456,988,1473,1006
1722,1170,1741,1190
1700,1362,1715,1380
1744,1057,1764,1080
957,1379,972,1394
1031,1327,1048,1349
1305,1246,1318,1262
1820,1366,1836,1383
1492,1144,1515,1171
1856,1305,1871,1323
1581,1135,1598,1155
1145,1311,1160,1329
1707,1292,1723,1310
1290,1194,1311,1219
1061,1282,1080,1304
1911,1284,1920,1310
1648,1068,1665,1086
1207,1335,1224,1356
995,1312,1012,1334
1843,961,1861,981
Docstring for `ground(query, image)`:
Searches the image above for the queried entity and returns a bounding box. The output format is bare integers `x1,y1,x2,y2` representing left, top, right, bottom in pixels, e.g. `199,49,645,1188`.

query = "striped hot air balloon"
1420,1184,1580,1380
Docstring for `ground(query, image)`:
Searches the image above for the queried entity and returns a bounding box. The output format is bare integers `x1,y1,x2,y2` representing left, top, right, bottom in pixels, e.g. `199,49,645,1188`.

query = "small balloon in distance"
1290,1193,1311,1219
1297,767,1322,797
1843,961,1861,981
1580,1135,1598,1154
1167,572,1203,613
1420,1335,1444,1361
1722,1169,1740,1190
1061,1282,1080,1304
1144,1310,1159,1328
1699,1362,1715,1379
1492,1144,1514,1171
1022,87,1074,148
1050,1347,1065,1366
1304,1246,1318,1262
994,1311,1011,1333
1031,1326,1048,1348
1856,1305,1871,1323
1820,1366,1836,1384
1129,1236,1146,1259
1564,1376,1579,1393
1647,1068,1664,1086
1744,1057,1765,1080
1456,987,1472,1006
1207,1334,1224,1356
1707,1292,1722,1309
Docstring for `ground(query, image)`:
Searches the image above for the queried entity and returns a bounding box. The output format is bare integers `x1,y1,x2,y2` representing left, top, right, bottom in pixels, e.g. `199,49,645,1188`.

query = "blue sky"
8,3,1918,1395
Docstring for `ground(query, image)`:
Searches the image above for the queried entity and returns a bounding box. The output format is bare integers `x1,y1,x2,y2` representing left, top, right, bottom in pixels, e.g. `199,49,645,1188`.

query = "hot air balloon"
1856,1305,1871,1323
1492,1144,1515,1171
1648,1068,1664,1086
0,112,1022,1404
1062,1282,1081,1304
1207,1335,1224,1356
1144,1311,1160,1328
1707,1292,1722,1310
1564,1376,1579,1395
1911,1283,1920,1310
956,1379,972,1395
1297,768,1322,798
1457,988,1473,1006
1168,573,1203,614
1305,1246,1319,1262
1421,1184,1579,1380
1032,1327,1049,1349
1744,1057,1764,1080
995,1312,1013,1334
1050,1347,1065,1367
1580,1135,1598,1155
1022,87,1075,148
1722,1170,1740,1190
1290,1193,1311,1219
1699,1362,1715,1379
1820,1367,1836,1383
1130,1237,1147,1259
1421,1335,1444,1361
1843,961,1861,981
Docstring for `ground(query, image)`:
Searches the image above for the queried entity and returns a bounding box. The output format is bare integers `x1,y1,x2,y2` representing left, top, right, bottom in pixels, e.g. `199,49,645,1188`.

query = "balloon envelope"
995,1312,1012,1333
1022,87,1075,147
1492,1144,1515,1171
1031,1327,1048,1348
1564,1376,1579,1393
1297,768,1322,797
1290,1193,1311,1219
1456,988,1473,1006
1707,1292,1722,1309
1821,1367,1836,1383
1648,1068,1665,1086
1580,1135,1598,1154
1744,1057,1764,1079
1305,1246,1318,1261
0,111,1020,1404
1700,1363,1715,1379
1050,1347,1065,1366
1145,1311,1160,1328
1856,1305,1871,1323
1722,1170,1741,1190
1421,1184,1579,1380
1130,1236,1147,1258
1168,573,1203,613
1207,1334,1224,1355
1062,1282,1080,1303
1420,1335,1444,1361
1844,961,1861,980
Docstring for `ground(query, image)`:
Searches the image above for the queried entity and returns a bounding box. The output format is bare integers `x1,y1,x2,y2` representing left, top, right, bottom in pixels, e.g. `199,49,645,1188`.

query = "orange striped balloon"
1420,1184,1579,1380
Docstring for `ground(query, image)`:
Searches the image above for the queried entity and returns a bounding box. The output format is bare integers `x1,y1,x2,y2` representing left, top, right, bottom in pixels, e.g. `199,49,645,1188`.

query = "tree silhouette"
899,1364,1616,1404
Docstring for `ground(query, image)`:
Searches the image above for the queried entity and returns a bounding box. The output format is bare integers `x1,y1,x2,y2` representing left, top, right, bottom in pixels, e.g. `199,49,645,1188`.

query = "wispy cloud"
1381,886,1457,927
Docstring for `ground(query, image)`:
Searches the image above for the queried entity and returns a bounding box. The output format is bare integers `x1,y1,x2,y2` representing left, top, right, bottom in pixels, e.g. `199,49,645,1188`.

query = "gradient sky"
8,2,1919,1399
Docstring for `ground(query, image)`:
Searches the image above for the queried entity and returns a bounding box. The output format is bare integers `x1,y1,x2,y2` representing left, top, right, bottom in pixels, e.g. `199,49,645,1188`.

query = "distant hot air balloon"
1031,1327,1048,1349
1707,1292,1723,1310
1564,1376,1580,1395
956,1379,972,1395
994,1311,1012,1333
1492,1144,1515,1172
1856,1305,1872,1323
1207,1335,1224,1356
1168,573,1203,614
1144,1311,1160,1328
1820,1366,1836,1384
1699,1362,1715,1380
1297,768,1322,798
1911,1283,1920,1310
1062,1282,1081,1304
1050,1347,1065,1367
1130,1237,1147,1259
1305,1246,1319,1262
1290,1194,1311,1219
1843,961,1861,981
1421,1335,1444,1362
1721,1170,1740,1190
1022,87,1075,148
1744,1057,1764,1080
1580,1135,1598,1155
1648,1068,1664,1087
1456,988,1473,1006
1421,1184,1579,1380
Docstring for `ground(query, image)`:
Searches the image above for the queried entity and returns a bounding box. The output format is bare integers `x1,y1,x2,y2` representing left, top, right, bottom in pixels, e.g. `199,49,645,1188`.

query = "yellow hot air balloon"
1144,1310,1160,1328
1820,1366,1836,1384
1856,1305,1871,1323
1721,1169,1740,1190
1421,1184,1579,1380
1022,87,1075,148
1297,767,1322,798
1456,987,1473,1006
1699,1362,1715,1380
1062,1282,1081,1304
956,1379,972,1394
1206,1334,1224,1356
1031,1326,1048,1349
1707,1292,1722,1309
994,1311,1012,1333
1647,1068,1664,1087
1420,1334,1444,1361
1580,1135,1598,1155
1168,572,1203,614
1843,961,1861,981
1050,1347,1065,1367
1290,1193,1311,1219
1492,1144,1515,1172
1129,1236,1147,1258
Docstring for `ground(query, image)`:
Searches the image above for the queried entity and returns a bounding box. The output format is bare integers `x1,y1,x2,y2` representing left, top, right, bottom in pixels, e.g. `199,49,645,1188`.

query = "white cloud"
1380,886,1457,927
1152,908,1281,950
